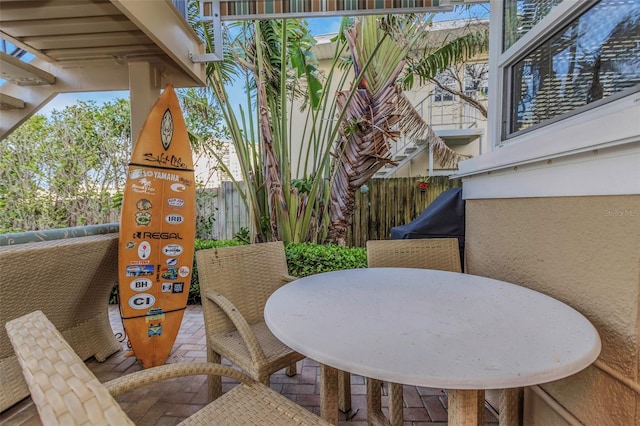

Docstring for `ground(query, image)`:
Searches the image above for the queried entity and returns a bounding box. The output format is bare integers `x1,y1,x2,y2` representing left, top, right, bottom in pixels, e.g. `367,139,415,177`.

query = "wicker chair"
195,242,305,401
365,238,462,425
6,310,331,426
0,232,121,412
366,238,462,272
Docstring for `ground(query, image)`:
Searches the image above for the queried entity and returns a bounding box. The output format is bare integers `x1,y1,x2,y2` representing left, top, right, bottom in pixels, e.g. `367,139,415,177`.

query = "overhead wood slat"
0,0,120,21
23,32,151,50
0,52,55,86
43,45,162,61
1,15,137,38
0,92,25,110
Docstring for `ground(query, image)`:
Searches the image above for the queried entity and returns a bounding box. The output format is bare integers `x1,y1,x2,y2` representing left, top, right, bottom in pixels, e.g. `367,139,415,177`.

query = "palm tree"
325,15,486,244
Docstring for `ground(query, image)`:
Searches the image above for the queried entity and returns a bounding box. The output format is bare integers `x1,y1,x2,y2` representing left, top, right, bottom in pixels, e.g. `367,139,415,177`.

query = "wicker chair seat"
181,379,327,425
210,321,302,377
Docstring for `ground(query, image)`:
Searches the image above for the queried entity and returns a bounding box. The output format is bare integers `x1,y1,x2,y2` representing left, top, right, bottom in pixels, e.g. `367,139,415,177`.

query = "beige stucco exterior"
465,195,640,424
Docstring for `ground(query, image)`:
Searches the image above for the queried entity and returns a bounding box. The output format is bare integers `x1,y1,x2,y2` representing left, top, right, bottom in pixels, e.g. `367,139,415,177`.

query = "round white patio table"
264,268,601,426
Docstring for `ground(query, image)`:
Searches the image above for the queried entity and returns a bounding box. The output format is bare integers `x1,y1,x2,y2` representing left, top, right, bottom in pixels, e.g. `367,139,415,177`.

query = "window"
503,0,564,51
506,0,640,136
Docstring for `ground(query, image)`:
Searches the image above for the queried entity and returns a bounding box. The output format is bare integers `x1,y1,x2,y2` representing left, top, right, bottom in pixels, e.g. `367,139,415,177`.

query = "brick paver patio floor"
2,305,498,425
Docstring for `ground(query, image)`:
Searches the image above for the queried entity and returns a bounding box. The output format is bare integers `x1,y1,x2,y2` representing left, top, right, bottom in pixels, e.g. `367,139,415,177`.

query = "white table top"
265,268,601,390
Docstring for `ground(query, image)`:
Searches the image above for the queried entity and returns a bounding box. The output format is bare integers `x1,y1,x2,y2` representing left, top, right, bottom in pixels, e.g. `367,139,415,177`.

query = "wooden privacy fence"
345,177,460,247
197,177,460,245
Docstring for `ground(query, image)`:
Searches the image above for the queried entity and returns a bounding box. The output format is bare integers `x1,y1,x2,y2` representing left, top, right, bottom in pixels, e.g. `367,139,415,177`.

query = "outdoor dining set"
3,237,600,426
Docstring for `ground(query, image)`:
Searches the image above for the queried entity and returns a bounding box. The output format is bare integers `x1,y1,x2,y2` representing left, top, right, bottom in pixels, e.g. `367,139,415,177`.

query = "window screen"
508,0,640,136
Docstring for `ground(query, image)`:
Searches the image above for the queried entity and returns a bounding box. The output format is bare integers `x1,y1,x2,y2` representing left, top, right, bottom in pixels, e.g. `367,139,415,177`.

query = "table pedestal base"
448,389,485,426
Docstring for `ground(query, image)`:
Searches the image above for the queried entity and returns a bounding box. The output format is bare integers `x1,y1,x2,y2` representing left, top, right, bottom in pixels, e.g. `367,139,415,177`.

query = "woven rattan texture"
366,238,462,272
6,311,134,426
195,242,304,399
0,234,121,412
7,311,331,426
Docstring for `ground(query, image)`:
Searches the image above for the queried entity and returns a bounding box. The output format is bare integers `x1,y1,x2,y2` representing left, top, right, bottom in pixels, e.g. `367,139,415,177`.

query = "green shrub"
285,242,367,277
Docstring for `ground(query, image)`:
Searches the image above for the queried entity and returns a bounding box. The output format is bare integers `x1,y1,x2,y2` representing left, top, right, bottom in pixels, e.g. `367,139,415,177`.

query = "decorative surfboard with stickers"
118,85,196,369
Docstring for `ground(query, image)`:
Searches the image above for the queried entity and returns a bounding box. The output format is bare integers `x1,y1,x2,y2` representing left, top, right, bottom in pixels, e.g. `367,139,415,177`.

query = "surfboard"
118,85,196,369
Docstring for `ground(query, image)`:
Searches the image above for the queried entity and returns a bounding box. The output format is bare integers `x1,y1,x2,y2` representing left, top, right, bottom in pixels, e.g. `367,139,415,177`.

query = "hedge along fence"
346,177,461,247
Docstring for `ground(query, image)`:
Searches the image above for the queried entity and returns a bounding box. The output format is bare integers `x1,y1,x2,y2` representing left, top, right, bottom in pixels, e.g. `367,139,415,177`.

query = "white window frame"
456,0,640,198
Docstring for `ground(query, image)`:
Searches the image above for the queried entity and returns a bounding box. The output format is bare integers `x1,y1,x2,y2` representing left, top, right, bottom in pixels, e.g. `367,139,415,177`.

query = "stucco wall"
466,195,640,425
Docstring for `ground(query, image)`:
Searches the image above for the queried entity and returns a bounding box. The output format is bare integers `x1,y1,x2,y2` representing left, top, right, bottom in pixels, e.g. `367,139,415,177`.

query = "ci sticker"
128,293,155,310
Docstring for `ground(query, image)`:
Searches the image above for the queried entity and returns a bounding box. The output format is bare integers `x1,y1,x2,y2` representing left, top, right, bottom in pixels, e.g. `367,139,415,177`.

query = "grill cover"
390,187,465,262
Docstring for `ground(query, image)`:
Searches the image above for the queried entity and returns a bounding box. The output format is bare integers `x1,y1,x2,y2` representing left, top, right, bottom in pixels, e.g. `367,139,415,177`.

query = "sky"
31,5,489,117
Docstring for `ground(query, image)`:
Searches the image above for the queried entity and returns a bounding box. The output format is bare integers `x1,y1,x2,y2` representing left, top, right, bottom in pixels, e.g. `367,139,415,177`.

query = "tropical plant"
325,15,476,243
190,11,489,245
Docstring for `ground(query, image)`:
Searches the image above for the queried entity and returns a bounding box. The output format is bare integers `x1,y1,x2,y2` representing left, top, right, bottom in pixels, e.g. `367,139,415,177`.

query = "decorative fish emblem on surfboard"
161,109,173,150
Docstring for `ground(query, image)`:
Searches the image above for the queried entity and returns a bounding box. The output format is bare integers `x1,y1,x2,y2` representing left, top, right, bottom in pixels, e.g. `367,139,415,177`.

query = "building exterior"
193,141,245,188
457,1,640,423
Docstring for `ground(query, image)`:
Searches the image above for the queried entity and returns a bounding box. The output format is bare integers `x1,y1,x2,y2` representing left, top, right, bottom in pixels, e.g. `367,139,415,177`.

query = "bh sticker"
130,278,152,292
128,293,155,310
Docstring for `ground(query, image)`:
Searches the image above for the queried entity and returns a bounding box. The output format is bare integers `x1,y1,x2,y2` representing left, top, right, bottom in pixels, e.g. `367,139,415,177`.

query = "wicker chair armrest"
283,274,298,283
204,291,268,366
105,363,253,397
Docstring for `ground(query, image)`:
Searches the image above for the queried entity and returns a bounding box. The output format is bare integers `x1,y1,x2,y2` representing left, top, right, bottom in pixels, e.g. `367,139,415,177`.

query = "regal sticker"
178,266,190,277
130,278,152,292
126,265,154,277
128,293,155,309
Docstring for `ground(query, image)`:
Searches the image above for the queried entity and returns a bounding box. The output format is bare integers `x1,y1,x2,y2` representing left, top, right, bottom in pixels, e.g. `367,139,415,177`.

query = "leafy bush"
285,242,367,278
